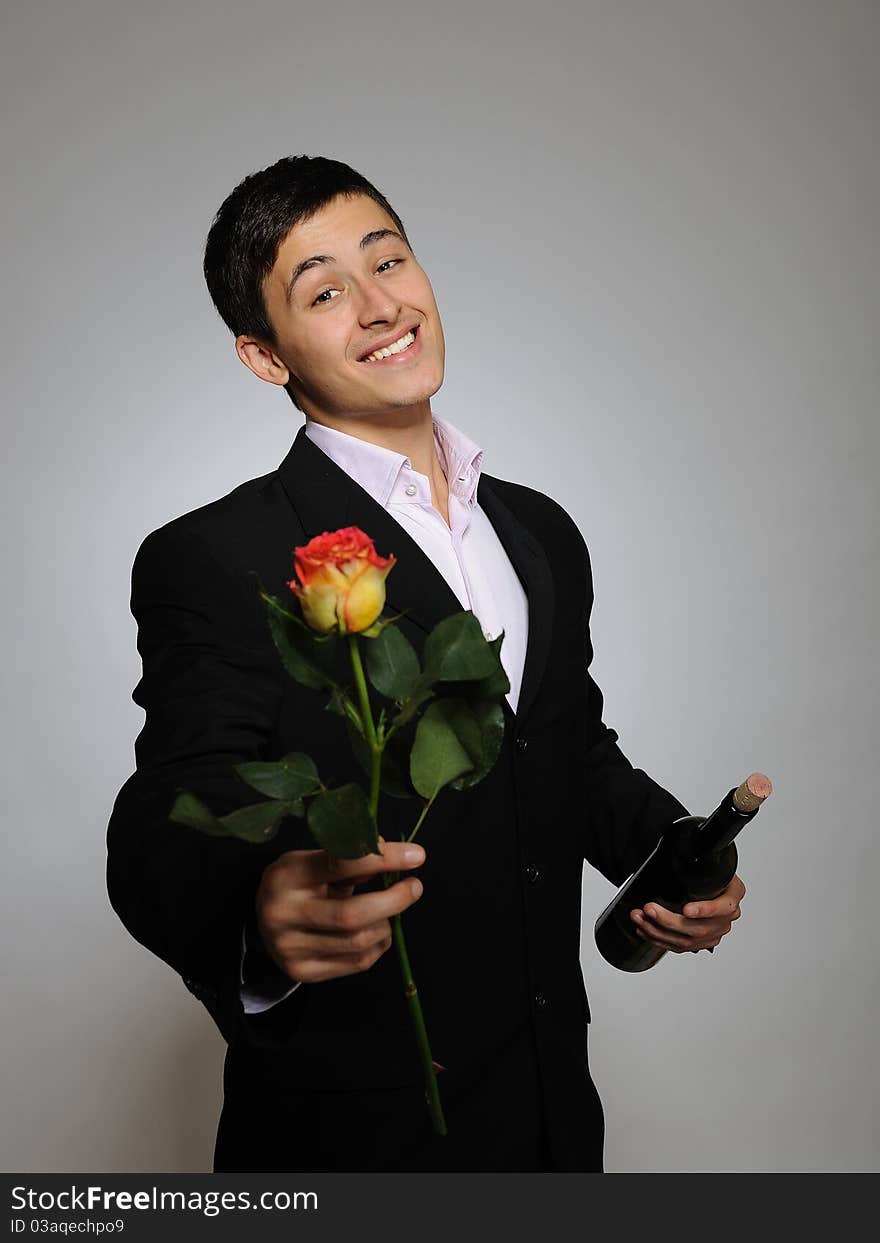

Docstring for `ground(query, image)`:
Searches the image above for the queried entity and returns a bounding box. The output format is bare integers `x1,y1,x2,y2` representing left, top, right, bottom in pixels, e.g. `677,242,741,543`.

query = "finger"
638,903,703,938
300,874,423,933
686,873,745,915
633,905,730,948
633,907,725,939
632,909,699,947
276,839,426,889
321,839,425,887
681,891,742,920
281,939,394,983
327,880,357,898
279,917,394,958
713,873,746,903
633,920,724,953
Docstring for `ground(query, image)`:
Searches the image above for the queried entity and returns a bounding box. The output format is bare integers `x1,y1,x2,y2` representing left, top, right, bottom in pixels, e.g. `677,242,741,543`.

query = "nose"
354,274,401,326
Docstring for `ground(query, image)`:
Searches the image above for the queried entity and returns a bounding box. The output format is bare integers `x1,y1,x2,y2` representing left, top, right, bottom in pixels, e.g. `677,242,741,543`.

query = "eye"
311,258,405,306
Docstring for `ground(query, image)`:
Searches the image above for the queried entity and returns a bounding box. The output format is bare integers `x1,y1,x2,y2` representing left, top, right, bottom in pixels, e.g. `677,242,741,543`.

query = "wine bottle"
594,772,772,972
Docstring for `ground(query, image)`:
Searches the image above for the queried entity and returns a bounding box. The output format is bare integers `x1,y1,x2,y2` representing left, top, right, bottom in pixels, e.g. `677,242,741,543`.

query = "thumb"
328,835,385,896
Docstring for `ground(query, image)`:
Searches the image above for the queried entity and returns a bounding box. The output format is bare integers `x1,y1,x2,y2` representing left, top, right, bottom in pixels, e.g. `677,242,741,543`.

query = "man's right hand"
254,836,425,984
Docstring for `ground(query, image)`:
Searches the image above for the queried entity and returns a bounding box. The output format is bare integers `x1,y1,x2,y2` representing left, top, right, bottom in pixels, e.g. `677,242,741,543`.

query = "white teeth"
364,329,415,362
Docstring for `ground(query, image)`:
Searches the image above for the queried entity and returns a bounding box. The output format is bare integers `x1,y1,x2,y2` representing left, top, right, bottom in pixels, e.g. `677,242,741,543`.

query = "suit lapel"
277,426,464,634
276,425,554,729
476,473,555,729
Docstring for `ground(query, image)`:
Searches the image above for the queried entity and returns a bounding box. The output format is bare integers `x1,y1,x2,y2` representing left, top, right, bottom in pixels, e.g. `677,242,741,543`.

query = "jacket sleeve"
573,531,692,888
240,917,304,1014
106,518,304,1039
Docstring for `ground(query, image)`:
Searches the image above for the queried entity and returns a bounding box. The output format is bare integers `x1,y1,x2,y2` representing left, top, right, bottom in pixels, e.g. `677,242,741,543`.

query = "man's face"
248,193,445,419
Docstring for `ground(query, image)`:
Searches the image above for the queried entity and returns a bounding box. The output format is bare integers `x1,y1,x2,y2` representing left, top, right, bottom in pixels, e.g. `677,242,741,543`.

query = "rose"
173,525,511,1138
288,526,397,635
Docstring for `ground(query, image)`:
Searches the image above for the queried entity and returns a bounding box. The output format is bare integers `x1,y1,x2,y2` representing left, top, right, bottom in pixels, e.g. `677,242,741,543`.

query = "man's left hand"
629,874,746,953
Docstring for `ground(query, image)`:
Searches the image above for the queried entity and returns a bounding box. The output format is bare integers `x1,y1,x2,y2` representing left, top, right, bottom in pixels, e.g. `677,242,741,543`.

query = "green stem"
390,905,447,1136
346,633,447,1137
347,635,376,748
347,634,381,818
407,789,441,844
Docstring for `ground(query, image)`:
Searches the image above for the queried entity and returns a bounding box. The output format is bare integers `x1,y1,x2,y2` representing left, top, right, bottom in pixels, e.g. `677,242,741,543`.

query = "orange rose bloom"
287,526,397,635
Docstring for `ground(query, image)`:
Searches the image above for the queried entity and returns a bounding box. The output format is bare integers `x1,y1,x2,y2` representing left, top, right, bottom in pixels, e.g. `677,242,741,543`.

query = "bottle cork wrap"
732,772,772,814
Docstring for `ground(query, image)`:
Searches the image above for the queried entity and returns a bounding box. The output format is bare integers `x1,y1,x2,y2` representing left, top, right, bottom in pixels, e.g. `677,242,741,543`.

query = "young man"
107,155,745,1173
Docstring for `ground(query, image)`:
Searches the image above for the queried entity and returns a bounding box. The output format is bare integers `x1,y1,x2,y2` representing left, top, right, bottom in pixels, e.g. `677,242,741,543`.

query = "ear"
235,335,291,387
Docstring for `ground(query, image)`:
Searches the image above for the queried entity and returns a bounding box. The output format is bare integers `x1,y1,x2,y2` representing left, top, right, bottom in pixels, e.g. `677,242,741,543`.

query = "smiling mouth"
359,324,419,363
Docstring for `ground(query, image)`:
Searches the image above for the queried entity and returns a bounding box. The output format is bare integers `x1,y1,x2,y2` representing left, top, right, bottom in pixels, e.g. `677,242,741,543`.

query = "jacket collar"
276,424,554,730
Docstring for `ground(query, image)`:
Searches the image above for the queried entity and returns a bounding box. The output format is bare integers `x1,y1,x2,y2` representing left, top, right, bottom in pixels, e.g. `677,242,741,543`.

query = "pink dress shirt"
241,412,530,1013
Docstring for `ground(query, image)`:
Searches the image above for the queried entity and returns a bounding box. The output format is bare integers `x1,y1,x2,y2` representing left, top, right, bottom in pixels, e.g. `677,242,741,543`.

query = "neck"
305,406,446,484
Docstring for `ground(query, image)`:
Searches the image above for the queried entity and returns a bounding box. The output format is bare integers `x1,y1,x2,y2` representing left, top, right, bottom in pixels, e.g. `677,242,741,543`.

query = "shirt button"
516,735,528,753
534,992,548,1009
525,864,541,884
405,484,417,496
458,474,467,482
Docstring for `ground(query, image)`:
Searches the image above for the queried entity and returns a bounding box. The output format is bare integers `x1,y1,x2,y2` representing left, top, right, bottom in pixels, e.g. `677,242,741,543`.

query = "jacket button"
516,736,528,753
534,992,548,1009
525,864,541,884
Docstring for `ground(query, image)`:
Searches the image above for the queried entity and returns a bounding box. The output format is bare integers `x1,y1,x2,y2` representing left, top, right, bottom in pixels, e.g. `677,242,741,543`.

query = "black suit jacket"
106,424,690,1172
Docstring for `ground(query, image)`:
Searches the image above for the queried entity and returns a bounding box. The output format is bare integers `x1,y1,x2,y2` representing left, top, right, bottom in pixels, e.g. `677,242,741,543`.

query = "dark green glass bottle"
594,772,771,972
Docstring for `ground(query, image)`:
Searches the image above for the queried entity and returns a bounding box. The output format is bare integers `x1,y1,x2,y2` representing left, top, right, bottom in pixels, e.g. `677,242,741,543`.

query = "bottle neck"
693,787,759,855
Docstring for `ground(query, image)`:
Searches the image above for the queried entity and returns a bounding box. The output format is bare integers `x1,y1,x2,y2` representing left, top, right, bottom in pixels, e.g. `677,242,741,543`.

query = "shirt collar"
303,413,484,511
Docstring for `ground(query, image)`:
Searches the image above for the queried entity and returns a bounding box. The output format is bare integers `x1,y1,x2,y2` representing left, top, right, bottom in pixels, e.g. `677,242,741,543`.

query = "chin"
392,381,442,408
363,369,439,405
401,363,445,403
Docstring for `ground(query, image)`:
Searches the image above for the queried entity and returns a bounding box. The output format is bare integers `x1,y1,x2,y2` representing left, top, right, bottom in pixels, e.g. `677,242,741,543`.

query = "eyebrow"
284,228,408,302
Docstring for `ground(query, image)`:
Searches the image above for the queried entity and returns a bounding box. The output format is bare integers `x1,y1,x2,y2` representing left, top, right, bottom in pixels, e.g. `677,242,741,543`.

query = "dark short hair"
203,155,412,410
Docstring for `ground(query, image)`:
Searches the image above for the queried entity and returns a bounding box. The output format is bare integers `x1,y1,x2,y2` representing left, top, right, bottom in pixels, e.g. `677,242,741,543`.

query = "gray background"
2,0,877,1173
